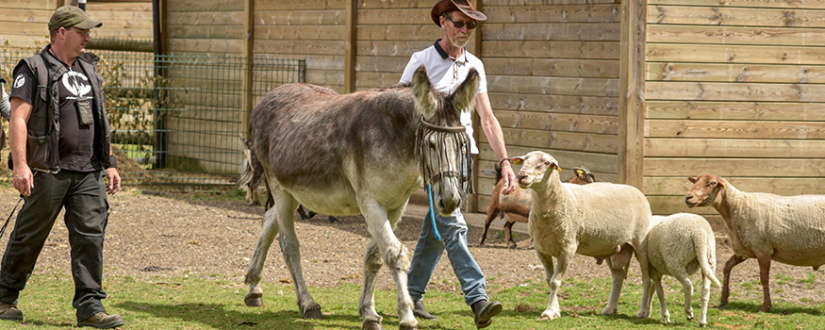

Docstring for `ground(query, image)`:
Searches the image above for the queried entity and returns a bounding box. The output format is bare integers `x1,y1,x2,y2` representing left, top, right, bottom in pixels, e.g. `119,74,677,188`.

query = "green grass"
3,273,824,329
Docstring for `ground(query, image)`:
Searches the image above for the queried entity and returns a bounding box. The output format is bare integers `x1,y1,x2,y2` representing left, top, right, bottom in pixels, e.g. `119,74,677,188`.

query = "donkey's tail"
238,133,254,188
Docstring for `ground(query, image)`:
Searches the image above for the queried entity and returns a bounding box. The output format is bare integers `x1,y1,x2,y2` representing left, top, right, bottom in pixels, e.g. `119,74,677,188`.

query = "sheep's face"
514,151,560,190
685,175,726,207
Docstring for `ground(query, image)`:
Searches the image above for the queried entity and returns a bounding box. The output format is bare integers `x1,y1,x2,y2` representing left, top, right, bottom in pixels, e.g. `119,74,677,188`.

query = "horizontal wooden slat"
253,25,345,40
306,69,344,86
489,76,619,97
485,58,619,78
478,143,618,174
0,22,47,36
644,176,825,195
484,4,621,24
646,62,825,83
167,25,243,39
647,119,825,139
484,0,619,5
646,43,825,64
357,8,430,25
168,38,244,54
488,93,619,116
355,0,436,9
255,0,346,10
357,25,442,41
645,138,825,158
648,0,825,9
0,0,57,10
644,157,825,177
648,24,825,46
647,5,825,27
169,11,245,25
355,72,402,89
85,2,153,11
648,196,718,217
0,9,52,23
167,0,244,12
255,10,345,25
248,54,344,71
645,100,825,121
355,56,409,73
483,41,620,59
483,128,618,153
496,111,619,134
253,39,346,55
482,23,621,41
646,81,825,102
356,40,434,57
0,34,50,49
477,159,618,182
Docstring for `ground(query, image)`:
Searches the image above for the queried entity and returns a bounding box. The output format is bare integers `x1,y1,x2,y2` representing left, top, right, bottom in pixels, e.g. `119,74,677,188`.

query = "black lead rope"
0,196,23,240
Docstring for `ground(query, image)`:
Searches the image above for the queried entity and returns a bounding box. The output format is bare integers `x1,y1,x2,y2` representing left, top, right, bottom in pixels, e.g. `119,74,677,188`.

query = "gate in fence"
1,49,306,185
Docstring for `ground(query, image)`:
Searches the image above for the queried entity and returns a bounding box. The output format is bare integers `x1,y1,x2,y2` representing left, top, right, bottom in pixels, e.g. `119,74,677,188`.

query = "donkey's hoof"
244,293,263,307
362,319,384,330
303,309,323,319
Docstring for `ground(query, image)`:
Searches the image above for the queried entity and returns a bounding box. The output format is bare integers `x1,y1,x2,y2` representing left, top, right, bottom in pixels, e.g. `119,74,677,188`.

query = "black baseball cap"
48,6,102,32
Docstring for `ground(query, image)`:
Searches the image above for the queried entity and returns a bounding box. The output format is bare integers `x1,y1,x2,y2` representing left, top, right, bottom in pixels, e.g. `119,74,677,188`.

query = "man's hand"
12,163,34,196
106,168,121,195
500,161,517,195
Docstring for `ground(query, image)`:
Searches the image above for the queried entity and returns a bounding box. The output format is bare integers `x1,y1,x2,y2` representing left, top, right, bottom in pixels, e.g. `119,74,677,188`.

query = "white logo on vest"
62,71,93,99
13,74,25,89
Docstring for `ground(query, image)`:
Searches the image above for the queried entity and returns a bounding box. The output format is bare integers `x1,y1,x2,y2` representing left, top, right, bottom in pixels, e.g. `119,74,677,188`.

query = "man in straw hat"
0,6,123,328
399,0,516,328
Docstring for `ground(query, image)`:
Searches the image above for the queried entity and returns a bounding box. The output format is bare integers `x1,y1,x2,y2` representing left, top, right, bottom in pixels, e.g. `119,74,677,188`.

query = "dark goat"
479,164,596,249
239,135,337,223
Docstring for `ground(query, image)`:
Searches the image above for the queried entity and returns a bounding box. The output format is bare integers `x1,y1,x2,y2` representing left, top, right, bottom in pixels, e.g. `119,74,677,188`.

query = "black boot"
413,300,437,320
471,300,502,329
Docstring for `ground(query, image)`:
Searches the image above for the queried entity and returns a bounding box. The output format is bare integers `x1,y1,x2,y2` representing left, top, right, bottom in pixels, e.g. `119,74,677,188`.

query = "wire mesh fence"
1,48,306,185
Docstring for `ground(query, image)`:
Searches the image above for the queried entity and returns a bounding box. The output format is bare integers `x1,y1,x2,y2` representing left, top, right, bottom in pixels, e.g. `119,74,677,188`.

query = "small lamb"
480,164,596,248
686,175,825,312
643,213,721,327
514,151,652,320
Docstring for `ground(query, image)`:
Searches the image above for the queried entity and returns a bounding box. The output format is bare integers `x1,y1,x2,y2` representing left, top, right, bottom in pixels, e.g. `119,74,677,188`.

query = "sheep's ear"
511,157,525,166
413,66,438,120
449,69,480,115
575,168,586,180
717,179,727,189
688,177,697,184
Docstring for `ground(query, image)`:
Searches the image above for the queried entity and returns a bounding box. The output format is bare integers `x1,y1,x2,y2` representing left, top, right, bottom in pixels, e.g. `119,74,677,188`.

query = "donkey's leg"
244,204,280,307
360,200,417,330
275,193,321,318
358,239,384,330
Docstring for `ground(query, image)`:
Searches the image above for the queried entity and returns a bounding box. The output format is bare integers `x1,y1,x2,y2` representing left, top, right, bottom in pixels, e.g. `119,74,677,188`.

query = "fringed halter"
414,116,474,197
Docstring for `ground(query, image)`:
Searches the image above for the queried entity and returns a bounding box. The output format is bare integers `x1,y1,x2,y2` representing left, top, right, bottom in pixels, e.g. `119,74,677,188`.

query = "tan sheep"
643,213,721,327
514,151,653,321
686,175,825,312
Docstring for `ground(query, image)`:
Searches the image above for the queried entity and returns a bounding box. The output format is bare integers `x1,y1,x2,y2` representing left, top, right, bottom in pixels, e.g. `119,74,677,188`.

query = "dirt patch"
0,186,823,307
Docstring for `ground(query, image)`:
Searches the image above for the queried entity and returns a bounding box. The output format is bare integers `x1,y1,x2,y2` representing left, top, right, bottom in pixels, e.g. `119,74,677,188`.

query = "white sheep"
686,175,825,312
514,151,653,320
643,213,721,327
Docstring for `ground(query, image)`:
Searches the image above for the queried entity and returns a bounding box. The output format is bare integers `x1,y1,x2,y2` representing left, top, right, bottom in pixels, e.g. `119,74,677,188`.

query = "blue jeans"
407,201,488,306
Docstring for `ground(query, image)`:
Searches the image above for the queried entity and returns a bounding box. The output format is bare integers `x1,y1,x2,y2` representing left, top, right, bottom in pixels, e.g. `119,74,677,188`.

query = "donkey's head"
413,66,479,216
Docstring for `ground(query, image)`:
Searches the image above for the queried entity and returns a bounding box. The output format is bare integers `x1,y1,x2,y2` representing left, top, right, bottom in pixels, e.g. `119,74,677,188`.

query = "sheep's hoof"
686,311,694,320
362,319,384,330
602,307,618,316
662,315,670,323
698,321,708,327
538,310,560,321
244,293,263,307
508,242,517,249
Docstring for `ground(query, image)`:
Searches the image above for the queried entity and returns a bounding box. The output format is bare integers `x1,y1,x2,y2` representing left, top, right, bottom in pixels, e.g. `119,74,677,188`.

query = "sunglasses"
444,16,477,30
64,27,90,36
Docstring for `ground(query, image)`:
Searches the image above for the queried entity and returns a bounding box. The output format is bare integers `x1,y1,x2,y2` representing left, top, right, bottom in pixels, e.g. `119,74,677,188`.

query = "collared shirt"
399,39,488,154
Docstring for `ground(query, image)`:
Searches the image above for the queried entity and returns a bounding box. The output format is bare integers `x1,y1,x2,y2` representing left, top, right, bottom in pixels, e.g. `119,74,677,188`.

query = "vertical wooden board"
618,0,646,188
344,0,355,93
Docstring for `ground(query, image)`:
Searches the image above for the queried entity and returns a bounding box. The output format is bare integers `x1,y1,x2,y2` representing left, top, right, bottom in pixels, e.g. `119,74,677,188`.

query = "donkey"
244,66,479,330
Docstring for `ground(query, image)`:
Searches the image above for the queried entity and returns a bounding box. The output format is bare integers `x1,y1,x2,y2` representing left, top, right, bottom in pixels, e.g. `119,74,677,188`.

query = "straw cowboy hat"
431,0,487,27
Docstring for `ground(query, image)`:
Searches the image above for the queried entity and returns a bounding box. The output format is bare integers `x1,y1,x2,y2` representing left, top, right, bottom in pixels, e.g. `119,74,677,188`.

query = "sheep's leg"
358,240,384,329
699,272,712,327
479,207,500,246
535,251,559,321
651,272,669,323
504,221,517,249
630,241,652,320
719,254,747,308
604,247,632,316
359,199,416,330
541,249,574,321
756,255,773,312
672,270,694,320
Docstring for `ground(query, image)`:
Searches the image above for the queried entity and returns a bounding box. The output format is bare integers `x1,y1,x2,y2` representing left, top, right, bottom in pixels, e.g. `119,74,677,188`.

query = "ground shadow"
715,301,824,316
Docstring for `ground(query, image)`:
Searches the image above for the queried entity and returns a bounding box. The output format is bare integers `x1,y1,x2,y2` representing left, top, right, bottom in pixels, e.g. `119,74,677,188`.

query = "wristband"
499,158,511,167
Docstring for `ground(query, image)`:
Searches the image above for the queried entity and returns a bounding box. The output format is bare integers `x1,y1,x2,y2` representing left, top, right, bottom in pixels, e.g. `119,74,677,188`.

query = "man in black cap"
0,6,123,329
399,0,516,328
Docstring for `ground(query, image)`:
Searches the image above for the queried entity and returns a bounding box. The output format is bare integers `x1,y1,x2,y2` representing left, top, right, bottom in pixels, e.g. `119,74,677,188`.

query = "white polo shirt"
399,40,488,154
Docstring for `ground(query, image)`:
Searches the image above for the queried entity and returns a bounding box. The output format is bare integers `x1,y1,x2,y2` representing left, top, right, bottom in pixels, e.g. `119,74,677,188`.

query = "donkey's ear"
413,66,438,119
450,69,480,114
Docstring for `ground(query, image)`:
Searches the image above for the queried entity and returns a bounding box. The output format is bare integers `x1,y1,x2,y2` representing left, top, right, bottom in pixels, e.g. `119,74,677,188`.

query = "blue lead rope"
426,184,442,241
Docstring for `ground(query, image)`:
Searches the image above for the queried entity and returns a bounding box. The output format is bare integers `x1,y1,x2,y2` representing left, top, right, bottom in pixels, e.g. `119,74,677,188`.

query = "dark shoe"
471,300,502,329
78,312,125,329
0,302,23,321
413,299,437,320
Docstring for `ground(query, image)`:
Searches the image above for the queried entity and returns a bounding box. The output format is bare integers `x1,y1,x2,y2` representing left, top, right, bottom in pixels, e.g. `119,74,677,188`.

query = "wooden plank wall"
644,0,825,223
86,1,153,40
476,0,623,211
0,0,59,49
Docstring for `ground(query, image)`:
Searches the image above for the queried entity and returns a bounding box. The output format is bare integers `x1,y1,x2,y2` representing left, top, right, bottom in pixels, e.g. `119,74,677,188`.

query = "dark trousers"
0,170,109,321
